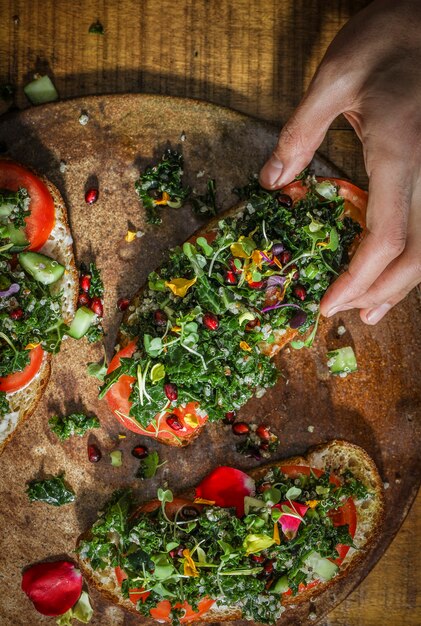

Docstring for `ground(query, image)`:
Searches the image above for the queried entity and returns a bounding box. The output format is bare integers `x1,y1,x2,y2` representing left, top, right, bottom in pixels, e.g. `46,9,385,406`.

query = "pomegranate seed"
289,264,300,280
167,414,183,431
170,545,185,558
80,274,91,293
78,292,91,307
164,383,178,401
260,442,269,451
278,250,292,265
9,308,24,320
293,285,307,301
223,411,236,424
132,445,149,459
232,421,250,436
203,312,219,331
277,193,293,208
228,258,242,275
117,297,130,311
245,318,260,332
91,297,103,316
88,443,101,463
248,281,265,289
85,188,99,205
264,560,274,574
250,555,265,563
256,424,271,441
225,270,237,285
153,309,167,326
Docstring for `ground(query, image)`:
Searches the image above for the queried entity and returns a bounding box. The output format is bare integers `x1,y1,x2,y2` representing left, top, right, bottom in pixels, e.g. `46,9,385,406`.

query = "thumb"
259,79,346,189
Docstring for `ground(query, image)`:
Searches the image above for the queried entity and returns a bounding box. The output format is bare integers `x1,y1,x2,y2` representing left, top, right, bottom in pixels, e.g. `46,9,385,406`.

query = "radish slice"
195,466,255,517
21,561,82,616
273,501,309,540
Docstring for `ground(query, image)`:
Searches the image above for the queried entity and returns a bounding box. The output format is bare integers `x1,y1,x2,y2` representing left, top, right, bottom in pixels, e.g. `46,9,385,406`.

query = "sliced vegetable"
327,346,357,375
0,345,44,393
110,450,123,467
23,75,59,105
0,160,55,250
304,551,339,581
67,307,97,340
18,251,65,285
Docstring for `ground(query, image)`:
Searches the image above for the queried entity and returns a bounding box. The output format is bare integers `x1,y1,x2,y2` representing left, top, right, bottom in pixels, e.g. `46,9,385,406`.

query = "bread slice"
0,172,78,454
77,440,384,622
114,188,366,446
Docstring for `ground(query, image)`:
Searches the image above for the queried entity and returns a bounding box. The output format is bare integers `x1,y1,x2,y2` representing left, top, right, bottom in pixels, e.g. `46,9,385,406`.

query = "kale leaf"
48,412,100,440
27,474,75,506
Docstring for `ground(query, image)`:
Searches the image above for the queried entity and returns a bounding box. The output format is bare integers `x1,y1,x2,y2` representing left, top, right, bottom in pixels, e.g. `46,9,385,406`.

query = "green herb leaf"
136,451,162,479
49,412,100,440
27,474,75,506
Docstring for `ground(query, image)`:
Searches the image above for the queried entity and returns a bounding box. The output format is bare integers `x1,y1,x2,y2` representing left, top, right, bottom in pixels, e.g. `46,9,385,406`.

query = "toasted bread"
77,440,384,622
0,172,78,454
111,180,367,446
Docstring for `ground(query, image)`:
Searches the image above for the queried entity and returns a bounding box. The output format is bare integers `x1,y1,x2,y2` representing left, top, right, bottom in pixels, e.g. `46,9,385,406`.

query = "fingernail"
325,304,353,318
260,155,283,188
365,303,391,325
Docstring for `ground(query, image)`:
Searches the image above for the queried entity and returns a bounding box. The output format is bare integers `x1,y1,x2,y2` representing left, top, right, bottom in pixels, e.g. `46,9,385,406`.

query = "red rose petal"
195,466,255,517
21,561,83,616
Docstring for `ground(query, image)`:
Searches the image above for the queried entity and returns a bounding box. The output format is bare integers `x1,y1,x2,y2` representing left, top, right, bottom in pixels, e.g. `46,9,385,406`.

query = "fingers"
320,162,412,318
259,74,348,189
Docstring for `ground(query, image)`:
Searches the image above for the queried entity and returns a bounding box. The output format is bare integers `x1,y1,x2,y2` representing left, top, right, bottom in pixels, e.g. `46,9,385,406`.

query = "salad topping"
102,177,362,432
79,463,369,625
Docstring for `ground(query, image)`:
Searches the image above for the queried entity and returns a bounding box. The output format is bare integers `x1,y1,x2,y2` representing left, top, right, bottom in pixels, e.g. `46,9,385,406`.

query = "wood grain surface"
0,1,419,625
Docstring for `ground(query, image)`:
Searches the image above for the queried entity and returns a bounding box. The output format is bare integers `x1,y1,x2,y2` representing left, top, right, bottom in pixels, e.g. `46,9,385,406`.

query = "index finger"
320,164,411,317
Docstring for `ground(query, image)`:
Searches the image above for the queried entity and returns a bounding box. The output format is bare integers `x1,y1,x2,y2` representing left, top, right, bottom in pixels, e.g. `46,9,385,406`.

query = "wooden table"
0,1,419,624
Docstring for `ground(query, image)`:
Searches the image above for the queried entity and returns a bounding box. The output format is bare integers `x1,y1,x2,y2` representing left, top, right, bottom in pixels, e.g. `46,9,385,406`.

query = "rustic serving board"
0,95,420,626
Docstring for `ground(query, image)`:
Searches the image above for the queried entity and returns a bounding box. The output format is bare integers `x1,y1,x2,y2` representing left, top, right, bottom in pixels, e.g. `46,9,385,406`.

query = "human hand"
259,0,421,324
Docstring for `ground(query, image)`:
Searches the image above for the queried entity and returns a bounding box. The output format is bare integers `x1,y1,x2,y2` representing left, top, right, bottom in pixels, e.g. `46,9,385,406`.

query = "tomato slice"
105,341,208,443
281,177,367,229
0,161,55,251
0,345,44,393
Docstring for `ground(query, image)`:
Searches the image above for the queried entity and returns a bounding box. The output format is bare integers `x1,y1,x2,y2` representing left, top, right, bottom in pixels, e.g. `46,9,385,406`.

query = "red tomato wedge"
0,160,55,250
0,345,44,393
281,177,367,229
115,498,214,622
105,340,208,444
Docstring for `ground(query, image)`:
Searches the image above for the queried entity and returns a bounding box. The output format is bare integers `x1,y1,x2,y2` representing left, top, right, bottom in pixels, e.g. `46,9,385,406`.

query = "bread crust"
0,162,78,454
77,440,384,623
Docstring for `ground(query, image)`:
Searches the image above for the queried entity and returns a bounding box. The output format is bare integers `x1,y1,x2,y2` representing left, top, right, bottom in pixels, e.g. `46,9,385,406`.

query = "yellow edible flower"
171,325,182,333
239,341,252,352
125,230,136,243
183,549,199,577
25,342,40,350
273,522,280,545
243,533,275,556
183,413,200,429
154,191,171,205
194,497,216,505
305,500,319,509
165,276,197,297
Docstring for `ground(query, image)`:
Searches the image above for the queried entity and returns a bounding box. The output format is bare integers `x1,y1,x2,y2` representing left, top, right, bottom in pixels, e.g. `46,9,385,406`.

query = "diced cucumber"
18,251,65,285
23,75,59,105
304,551,338,581
67,306,97,339
272,575,289,593
7,224,29,248
0,202,14,218
327,346,358,375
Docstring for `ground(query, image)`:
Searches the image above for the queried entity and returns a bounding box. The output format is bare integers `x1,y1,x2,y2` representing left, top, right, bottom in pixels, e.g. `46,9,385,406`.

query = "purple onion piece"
266,275,286,289
261,302,302,314
289,310,308,329
259,251,273,264
0,283,20,299
271,243,285,256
